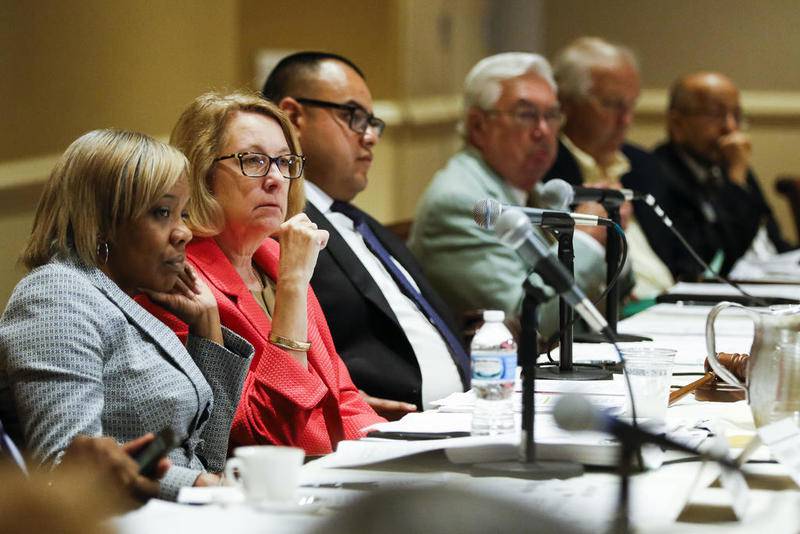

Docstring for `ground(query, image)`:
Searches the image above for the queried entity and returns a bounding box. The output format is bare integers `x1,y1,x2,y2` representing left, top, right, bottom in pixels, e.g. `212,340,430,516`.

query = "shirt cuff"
158,465,202,501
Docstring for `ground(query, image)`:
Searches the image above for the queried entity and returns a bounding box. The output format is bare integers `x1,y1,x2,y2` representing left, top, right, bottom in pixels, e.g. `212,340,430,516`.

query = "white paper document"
669,281,800,300
429,374,627,414
756,417,800,487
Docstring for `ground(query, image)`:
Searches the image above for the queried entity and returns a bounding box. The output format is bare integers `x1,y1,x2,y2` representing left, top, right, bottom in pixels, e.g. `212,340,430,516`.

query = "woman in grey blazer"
0,129,254,500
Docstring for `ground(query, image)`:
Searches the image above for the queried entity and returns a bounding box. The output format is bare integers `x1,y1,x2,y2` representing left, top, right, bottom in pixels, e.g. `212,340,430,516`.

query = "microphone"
539,179,574,210
541,179,642,209
552,395,738,469
472,198,611,231
494,208,610,334
638,193,770,307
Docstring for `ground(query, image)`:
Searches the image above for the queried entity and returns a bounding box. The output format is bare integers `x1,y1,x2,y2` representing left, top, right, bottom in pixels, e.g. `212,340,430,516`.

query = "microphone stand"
472,280,582,479
612,440,636,534
539,226,611,380
575,204,651,344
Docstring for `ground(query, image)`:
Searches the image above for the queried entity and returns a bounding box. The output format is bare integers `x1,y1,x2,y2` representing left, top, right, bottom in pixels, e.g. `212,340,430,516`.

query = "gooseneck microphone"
637,195,769,307
472,198,612,230
493,209,610,335
552,395,738,469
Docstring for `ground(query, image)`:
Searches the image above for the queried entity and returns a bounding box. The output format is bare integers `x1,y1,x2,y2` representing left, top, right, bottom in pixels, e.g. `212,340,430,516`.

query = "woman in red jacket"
150,91,384,455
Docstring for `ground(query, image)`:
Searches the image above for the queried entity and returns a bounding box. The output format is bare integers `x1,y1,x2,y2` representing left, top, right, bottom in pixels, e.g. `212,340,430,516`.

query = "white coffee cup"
224,445,305,502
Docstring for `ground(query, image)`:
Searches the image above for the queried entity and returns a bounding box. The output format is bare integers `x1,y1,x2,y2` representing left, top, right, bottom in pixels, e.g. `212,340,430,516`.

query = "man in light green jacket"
409,52,612,338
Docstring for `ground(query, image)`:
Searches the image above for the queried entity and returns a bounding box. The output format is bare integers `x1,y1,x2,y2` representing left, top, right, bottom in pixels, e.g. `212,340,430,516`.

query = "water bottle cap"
482,309,505,322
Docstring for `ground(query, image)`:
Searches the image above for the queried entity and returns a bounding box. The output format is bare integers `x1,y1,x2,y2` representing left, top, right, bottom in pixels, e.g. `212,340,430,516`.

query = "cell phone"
133,427,178,477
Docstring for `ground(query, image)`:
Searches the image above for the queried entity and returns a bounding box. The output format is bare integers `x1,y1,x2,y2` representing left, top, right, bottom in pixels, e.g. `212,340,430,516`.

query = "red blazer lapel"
191,237,332,409
188,237,272,344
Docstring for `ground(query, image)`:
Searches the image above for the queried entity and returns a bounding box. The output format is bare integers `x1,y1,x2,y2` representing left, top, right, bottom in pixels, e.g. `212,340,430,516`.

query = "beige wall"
0,0,240,307
0,0,239,161
543,0,800,91
238,0,400,97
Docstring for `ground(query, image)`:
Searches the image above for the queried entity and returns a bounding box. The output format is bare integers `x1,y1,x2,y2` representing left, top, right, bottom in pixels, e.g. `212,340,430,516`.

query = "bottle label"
471,353,517,380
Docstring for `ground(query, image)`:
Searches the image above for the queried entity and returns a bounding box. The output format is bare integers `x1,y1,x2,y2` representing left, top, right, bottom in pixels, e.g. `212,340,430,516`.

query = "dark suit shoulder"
543,140,582,185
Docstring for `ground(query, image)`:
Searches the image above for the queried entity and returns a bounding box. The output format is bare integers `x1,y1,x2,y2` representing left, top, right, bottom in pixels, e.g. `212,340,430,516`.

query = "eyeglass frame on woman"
295,97,386,137
214,152,306,179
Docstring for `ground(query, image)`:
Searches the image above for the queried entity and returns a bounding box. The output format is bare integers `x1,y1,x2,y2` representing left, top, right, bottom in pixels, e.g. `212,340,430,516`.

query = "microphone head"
472,198,503,229
494,208,530,247
539,179,575,211
552,394,597,432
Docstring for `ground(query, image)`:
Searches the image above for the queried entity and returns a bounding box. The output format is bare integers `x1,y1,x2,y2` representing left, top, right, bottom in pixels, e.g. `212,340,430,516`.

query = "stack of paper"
431,374,627,414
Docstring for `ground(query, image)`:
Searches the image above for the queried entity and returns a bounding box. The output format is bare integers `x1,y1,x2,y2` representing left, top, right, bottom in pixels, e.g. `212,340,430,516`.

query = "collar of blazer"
71,256,210,393
186,237,276,342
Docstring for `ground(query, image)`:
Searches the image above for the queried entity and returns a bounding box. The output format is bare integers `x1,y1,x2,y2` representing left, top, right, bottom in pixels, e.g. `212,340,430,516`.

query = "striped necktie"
330,201,470,378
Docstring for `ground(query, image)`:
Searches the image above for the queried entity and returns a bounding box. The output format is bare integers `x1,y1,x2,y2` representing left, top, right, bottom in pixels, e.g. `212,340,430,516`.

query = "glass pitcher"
706,302,800,428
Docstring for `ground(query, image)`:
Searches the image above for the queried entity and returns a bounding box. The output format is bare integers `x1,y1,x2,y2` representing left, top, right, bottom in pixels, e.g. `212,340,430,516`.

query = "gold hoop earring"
96,241,110,264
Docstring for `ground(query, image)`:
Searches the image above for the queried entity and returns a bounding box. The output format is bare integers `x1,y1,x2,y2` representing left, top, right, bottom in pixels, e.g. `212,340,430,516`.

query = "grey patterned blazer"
0,256,254,500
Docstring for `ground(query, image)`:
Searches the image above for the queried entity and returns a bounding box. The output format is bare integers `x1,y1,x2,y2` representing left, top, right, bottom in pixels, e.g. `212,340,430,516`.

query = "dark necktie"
0,419,28,476
330,201,470,377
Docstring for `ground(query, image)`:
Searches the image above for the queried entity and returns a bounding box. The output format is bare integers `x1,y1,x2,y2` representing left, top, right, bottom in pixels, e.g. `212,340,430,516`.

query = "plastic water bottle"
471,310,517,435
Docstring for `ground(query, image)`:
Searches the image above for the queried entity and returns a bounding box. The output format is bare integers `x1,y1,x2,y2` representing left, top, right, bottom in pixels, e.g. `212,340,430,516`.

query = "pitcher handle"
706,301,748,390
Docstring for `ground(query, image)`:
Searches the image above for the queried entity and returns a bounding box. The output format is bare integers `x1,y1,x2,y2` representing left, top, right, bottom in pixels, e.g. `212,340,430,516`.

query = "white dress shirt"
305,182,463,409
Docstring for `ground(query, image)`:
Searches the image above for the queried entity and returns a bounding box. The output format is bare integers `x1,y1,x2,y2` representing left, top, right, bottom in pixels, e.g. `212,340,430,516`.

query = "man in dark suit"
543,37,676,297
653,72,791,279
263,52,468,419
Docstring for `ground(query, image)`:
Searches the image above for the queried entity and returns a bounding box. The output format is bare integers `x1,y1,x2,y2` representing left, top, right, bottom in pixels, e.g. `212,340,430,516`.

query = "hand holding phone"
133,427,179,477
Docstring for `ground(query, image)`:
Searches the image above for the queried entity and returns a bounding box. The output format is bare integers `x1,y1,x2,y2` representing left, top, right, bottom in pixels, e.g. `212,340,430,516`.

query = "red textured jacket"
144,237,384,455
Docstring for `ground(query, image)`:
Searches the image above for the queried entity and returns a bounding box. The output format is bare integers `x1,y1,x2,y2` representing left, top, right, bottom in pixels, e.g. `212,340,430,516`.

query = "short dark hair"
261,51,365,102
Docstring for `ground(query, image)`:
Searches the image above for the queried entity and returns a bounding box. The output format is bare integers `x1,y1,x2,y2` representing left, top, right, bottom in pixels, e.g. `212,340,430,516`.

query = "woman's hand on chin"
142,265,224,344
276,213,329,289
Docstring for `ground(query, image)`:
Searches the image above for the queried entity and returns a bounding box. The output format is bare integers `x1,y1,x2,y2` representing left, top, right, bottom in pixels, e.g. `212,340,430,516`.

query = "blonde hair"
170,91,305,237
22,129,188,270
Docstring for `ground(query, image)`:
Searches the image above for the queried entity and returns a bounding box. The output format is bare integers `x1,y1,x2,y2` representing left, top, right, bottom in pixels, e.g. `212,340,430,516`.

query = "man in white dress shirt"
263,51,468,420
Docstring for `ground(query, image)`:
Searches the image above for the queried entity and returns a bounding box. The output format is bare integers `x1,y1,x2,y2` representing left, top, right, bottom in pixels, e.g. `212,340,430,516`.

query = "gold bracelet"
268,332,311,352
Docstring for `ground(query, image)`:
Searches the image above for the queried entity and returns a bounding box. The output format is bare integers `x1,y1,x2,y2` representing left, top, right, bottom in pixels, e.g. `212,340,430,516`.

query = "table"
114,301,800,534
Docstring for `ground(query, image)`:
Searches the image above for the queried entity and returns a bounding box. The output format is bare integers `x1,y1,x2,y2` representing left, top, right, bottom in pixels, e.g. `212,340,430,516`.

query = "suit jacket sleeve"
184,328,253,472
413,187,607,339
0,268,208,499
0,268,107,467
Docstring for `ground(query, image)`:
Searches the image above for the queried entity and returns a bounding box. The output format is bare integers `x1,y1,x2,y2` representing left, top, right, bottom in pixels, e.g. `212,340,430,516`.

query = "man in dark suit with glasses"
263,52,468,420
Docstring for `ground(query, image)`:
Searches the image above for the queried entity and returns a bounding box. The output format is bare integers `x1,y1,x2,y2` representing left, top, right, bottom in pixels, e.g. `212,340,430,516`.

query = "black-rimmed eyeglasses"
214,152,305,179
295,97,386,137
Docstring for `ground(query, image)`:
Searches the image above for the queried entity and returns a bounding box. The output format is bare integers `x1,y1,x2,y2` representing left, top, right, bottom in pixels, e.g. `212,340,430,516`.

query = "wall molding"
635,89,800,119
0,135,170,192
5,89,800,192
